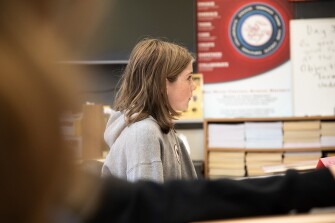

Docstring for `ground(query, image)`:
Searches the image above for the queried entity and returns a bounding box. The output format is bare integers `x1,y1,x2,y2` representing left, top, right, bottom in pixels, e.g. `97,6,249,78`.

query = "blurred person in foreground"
1,1,335,223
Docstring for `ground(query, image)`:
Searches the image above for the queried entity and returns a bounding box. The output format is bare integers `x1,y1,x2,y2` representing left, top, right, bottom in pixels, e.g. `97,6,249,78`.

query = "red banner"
197,0,293,83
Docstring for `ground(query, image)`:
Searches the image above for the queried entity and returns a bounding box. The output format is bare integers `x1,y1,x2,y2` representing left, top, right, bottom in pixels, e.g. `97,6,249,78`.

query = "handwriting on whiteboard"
298,23,335,88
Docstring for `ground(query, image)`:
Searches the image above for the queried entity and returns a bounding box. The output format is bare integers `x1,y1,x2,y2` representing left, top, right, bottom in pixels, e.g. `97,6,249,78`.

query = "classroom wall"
74,0,335,163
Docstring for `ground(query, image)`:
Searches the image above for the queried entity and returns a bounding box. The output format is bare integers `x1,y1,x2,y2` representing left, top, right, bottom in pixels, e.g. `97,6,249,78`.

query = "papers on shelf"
208,123,245,148
262,160,318,174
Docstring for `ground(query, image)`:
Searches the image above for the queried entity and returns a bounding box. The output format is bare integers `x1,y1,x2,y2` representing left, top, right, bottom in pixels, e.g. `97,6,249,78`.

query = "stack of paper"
208,123,245,148
283,121,321,148
246,152,283,176
245,122,283,149
208,151,245,178
263,160,318,174
60,112,83,159
321,121,335,147
283,151,322,164
267,151,322,174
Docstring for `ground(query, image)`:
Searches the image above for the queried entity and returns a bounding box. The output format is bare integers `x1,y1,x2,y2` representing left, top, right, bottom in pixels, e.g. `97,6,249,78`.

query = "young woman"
102,38,198,182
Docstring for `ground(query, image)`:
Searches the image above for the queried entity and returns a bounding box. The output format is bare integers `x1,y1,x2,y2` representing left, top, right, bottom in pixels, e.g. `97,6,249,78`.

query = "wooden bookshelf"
207,147,335,152
203,116,335,177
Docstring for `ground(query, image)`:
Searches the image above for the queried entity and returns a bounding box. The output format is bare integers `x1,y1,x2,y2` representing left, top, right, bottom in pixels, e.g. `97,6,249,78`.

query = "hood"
104,110,127,148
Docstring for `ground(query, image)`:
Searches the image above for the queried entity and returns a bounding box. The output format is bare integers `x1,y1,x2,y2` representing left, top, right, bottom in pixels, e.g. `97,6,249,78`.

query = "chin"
182,106,189,112
176,107,188,112
176,103,189,112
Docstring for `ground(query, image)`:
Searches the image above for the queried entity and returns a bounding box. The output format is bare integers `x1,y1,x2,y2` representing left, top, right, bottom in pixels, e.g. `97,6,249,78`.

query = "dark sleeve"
87,168,335,223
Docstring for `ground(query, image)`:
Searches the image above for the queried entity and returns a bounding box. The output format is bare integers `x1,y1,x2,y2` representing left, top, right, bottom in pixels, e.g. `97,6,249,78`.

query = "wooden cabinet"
203,116,335,178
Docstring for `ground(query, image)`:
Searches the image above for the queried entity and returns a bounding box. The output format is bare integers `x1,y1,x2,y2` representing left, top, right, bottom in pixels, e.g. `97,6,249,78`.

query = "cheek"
166,82,192,110
167,91,179,105
178,87,192,105
182,84,193,96
167,89,183,110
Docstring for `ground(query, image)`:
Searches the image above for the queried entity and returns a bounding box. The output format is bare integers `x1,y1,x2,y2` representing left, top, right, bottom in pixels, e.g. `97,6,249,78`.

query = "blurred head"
0,46,77,223
114,38,195,133
0,0,108,222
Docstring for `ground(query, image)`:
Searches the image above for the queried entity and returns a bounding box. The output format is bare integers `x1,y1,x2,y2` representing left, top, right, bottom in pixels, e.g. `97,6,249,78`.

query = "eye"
187,75,193,81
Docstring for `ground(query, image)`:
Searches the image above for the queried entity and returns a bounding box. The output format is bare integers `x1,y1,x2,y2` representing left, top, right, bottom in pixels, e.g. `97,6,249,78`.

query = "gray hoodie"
102,110,197,183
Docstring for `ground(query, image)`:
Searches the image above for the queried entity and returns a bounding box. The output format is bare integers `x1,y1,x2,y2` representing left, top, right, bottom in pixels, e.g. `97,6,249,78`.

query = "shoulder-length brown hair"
113,38,194,133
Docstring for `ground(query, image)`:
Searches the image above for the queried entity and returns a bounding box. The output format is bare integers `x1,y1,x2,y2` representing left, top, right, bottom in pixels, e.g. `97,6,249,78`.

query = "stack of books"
283,151,321,164
245,122,283,149
61,103,108,161
208,151,245,178
60,112,83,159
283,120,321,148
246,152,283,176
320,121,335,147
208,123,245,148
263,151,321,174
81,103,107,160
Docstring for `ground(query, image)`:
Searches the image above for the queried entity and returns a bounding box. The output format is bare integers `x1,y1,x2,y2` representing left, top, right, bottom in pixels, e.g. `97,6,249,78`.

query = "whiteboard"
290,18,335,116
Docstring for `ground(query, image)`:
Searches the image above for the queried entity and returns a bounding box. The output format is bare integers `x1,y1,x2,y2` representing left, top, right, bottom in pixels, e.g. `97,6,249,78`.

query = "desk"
195,212,335,223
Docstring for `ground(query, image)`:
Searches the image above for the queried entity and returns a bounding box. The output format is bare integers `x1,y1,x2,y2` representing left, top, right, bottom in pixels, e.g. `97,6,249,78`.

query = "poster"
197,0,294,118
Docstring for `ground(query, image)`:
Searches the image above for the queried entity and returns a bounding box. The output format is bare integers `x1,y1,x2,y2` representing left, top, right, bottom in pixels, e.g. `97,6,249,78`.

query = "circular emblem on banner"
230,3,284,58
